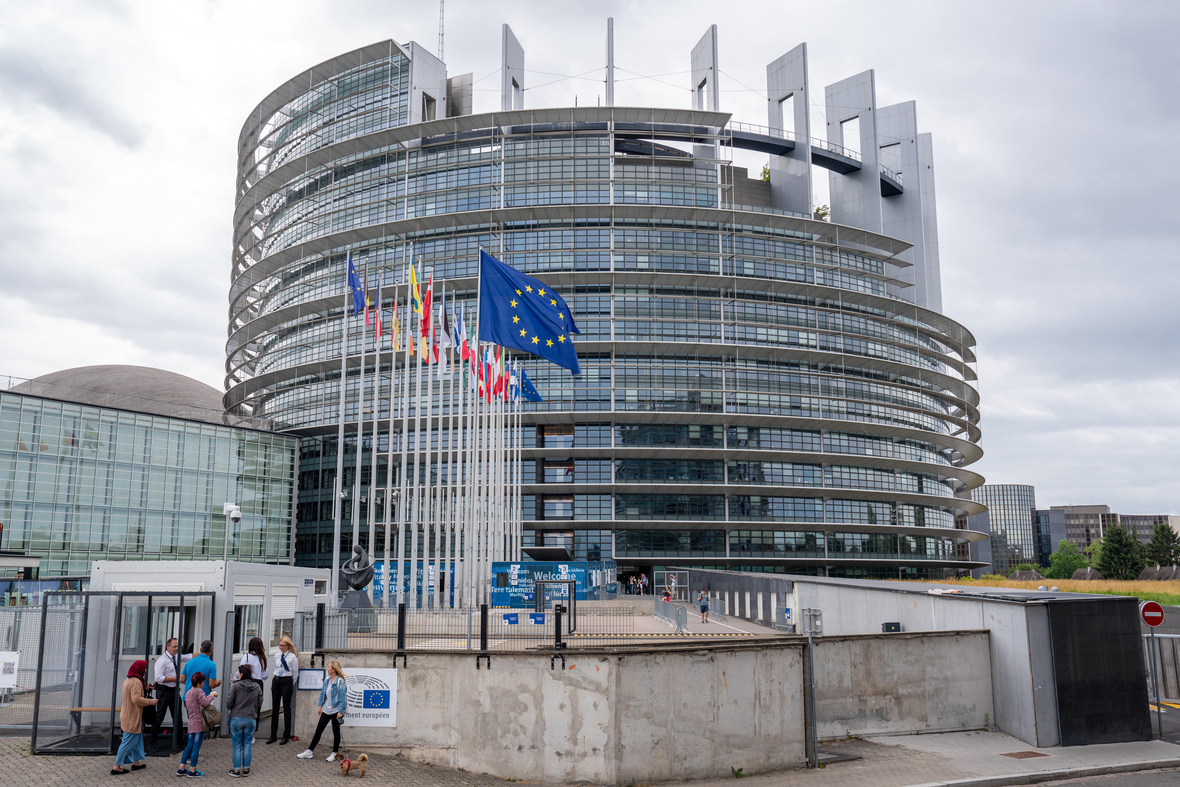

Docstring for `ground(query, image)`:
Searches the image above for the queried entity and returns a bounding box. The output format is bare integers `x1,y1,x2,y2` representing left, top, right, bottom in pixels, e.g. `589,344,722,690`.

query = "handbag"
200,702,223,732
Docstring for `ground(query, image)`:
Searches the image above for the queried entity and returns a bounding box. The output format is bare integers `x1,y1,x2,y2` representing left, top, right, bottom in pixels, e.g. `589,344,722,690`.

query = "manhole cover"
1000,751,1051,759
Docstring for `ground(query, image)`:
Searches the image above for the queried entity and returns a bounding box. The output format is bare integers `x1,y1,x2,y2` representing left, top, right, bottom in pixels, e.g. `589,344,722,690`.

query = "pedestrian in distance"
238,637,268,723
178,671,217,778
267,636,299,745
110,660,157,775
297,661,347,762
149,637,184,752
697,589,710,623
226,663,262,778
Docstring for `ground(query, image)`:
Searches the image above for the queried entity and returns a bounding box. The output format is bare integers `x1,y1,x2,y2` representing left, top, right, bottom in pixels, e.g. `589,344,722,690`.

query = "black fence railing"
299,604,639,653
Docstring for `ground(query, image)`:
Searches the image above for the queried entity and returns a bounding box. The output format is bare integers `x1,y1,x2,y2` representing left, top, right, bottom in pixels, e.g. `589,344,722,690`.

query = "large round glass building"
226,31,987,582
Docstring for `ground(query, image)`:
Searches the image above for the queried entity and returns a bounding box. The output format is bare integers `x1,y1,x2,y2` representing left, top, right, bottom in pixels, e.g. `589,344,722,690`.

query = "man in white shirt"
149,638,182,752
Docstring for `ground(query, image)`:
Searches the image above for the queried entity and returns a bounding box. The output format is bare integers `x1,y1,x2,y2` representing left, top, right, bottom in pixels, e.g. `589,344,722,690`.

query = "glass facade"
231,42,984,579
970,485,1037,573
0,392,297,576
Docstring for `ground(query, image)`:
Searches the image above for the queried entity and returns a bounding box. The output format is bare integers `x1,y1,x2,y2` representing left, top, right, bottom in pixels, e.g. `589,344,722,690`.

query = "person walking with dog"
110,660,157,775
266,636,298,746
296,661,346,762
178,672,217,778
226,663,262,777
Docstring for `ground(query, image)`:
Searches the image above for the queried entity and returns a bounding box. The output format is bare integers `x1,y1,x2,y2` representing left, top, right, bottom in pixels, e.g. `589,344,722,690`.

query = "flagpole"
442,288,456,608
352,255,369,582
409,258,424,610
330,250,351,601
463,322,476,607
425,273,437,609
367,272,381,604
381,269,394,606
395,249,412,608
474,247,484,605
454,296,468,607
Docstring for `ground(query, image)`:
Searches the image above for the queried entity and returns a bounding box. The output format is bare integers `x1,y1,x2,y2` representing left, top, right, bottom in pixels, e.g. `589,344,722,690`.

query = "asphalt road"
1044,769,1180,786
1148,700,1180,745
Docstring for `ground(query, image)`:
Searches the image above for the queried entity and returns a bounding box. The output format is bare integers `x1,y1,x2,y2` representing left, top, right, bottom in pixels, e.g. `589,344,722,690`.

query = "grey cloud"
0,47,145,148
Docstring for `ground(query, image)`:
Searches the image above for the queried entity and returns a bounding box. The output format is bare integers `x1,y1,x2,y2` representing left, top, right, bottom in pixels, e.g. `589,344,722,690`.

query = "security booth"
33,560,330,755
490,559,618,609
31,590,216,755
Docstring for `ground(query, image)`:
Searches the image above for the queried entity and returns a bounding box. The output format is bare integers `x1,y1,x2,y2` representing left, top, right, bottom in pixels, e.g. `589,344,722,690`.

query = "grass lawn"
896,577,1180,606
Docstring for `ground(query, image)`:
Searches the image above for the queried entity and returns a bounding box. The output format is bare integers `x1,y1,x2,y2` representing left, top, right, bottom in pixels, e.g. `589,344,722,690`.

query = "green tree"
759,163,770,182
1144,522,1180,567
1093,521,1146,580
1045,540,1089,580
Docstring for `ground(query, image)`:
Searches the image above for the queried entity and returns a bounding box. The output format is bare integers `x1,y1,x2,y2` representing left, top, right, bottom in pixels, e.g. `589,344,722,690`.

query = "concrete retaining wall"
307,630,992,783
814,631,993,738
307,644,806,784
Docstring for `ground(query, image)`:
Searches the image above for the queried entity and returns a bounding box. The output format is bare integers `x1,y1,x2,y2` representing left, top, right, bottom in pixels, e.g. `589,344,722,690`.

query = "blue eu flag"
519,368,543,402
362,690,390,709
347,252,365,317
478,250,580,374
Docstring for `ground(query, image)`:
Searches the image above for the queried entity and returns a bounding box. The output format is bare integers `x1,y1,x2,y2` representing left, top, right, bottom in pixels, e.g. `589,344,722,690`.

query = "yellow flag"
410,264,422,315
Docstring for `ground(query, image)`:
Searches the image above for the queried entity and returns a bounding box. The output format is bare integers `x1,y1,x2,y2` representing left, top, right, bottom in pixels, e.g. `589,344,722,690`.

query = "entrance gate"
31,591,216,755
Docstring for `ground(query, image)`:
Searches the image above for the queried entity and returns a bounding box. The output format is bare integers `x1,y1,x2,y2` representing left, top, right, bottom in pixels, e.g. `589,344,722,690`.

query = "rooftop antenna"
437,0,445,61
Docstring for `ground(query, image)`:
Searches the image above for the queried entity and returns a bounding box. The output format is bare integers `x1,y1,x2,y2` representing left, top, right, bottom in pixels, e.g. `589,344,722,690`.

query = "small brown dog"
339,753,368,778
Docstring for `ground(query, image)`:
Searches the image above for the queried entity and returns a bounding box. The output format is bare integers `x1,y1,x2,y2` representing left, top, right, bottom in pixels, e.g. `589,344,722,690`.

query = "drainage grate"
1000,751,1051,759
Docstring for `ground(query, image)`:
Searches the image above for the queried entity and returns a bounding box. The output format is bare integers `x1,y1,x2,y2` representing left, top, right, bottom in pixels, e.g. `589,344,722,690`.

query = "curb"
906,758,1180,787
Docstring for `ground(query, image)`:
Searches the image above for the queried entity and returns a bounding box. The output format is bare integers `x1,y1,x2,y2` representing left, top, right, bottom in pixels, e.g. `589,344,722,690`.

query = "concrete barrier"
307,630,992,783
307,643,806,783
815,631,993,738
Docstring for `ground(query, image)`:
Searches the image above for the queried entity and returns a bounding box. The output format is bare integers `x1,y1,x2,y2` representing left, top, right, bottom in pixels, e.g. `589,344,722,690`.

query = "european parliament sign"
490,560,617,608
343,668,397,727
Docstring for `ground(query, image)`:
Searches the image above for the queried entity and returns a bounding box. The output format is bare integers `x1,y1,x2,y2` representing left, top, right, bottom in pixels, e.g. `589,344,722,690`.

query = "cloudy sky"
1,0,1177,512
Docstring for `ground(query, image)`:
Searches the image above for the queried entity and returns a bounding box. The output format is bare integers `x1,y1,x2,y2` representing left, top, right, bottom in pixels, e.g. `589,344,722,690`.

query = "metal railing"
810,137,862,163
1143,633,1180,701
299,604,639,653
726,121,794,141
879,162,904,185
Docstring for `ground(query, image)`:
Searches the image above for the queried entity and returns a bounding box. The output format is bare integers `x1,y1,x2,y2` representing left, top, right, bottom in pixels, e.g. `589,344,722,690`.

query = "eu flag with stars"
362,690,390,709
346,253,365,317
478,250,580,374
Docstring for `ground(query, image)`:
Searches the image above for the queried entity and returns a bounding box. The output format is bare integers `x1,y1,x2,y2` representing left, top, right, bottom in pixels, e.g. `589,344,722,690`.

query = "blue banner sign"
530,613,546,625
503,613,519,625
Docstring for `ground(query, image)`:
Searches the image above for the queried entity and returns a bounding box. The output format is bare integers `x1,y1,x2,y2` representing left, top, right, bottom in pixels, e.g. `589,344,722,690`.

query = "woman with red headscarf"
111,659,157,775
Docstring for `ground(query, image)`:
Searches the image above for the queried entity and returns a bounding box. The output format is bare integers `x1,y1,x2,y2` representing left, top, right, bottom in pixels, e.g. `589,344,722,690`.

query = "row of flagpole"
329,245,525,608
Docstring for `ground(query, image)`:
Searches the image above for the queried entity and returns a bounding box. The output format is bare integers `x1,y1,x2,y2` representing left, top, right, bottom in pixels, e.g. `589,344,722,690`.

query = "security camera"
223,503,242,523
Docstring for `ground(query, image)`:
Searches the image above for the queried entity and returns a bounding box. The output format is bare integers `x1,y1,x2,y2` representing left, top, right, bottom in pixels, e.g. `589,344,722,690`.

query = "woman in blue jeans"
179,672,217,777
226,663,262,777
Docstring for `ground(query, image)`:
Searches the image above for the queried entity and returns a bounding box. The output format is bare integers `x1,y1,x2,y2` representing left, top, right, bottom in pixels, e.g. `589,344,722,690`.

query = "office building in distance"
226,25,986,581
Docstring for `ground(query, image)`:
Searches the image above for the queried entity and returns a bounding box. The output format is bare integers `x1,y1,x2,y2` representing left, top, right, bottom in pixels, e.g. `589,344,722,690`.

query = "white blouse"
239,652,268,681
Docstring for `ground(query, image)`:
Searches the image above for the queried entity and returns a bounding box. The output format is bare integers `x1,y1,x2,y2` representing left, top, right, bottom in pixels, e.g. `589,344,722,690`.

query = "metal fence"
652,598,689,635
0,606,48,735
1144,633,1180,701
297,604,643,653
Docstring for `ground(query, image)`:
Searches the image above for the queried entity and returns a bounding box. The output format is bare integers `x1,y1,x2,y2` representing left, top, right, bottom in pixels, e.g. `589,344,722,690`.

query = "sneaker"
240,772,250,778
296,750,314,759
229,771,241,778
186,771,204,778
326,752,338,762
175,769,186,777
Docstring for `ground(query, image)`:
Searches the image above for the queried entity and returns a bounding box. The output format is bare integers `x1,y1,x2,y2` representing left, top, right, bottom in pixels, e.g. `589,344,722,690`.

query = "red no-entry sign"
1141,600,1165,627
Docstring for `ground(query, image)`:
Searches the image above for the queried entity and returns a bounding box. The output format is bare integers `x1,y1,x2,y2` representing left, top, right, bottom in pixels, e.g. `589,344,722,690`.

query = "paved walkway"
4,730,1177,787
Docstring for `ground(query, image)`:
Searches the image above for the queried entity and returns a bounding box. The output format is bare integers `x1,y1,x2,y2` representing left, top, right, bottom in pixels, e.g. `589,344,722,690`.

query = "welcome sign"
342,668,397,727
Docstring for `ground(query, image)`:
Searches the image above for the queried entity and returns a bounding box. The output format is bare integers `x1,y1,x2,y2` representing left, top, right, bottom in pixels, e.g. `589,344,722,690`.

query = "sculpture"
340,544,375,591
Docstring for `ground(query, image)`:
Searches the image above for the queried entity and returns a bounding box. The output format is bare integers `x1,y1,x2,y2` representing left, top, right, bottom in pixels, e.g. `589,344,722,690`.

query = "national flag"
519,368,543,402
347,253,365,316
410,263,422,316
459,306,472,360
362,689,390,709
420,274,433,337
373,282,383,341
436,306,449,376
477,249,580,374
439,299,453,350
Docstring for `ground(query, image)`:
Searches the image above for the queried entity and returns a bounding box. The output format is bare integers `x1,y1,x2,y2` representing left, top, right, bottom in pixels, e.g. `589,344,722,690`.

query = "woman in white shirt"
237,637,268,719
266,636,299,745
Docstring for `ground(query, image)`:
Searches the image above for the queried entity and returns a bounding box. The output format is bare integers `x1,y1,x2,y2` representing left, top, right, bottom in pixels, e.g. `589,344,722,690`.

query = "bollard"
476,604,490,669
554,604,566,651
396,603,406,650
315,602,325,652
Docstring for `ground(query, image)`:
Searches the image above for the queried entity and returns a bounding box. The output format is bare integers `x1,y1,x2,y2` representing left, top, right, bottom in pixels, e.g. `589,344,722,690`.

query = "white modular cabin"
85,560,330,724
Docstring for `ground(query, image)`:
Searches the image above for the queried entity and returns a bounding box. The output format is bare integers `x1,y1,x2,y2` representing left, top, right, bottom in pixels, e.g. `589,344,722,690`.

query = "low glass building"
971,484,1036,573
0,367,296,577
229,31,987,581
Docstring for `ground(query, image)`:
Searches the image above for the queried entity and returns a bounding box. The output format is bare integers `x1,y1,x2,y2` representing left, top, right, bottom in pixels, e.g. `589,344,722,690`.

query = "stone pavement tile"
865,730,1180,779
0,735,532,787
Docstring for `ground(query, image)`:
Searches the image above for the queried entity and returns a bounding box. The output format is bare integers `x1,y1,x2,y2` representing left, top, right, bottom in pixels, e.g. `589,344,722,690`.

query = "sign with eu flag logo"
342,669,397,727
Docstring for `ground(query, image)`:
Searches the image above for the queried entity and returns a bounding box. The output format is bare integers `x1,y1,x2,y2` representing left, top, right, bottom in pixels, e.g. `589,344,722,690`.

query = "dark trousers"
149,686,177,744
270,676,294,740
307,711,340,752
